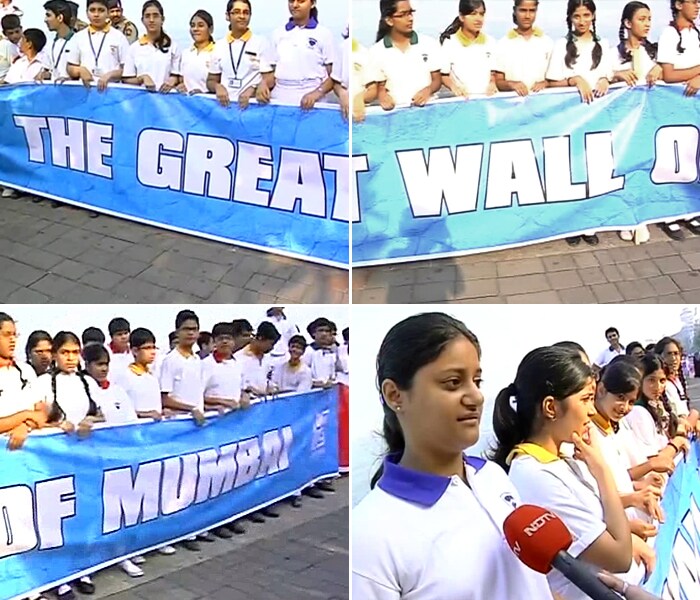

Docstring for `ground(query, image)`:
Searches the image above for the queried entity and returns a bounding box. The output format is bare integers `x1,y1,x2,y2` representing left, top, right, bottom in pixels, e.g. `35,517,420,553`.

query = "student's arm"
494,70,529,96
136,410,162,421
207,72,229,106
0,410,41,435
299,368,313,393
411,70,442,107
203,395,238,409
300,64,334,110
256,37,277,103
660,62,700,83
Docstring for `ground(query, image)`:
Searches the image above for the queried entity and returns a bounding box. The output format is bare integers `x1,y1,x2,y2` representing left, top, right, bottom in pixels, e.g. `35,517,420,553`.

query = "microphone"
504,504,622,600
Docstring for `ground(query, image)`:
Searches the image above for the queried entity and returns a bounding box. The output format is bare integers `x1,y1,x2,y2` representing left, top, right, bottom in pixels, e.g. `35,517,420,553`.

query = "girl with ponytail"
367,0,443,110
491,346,635,597
440,0,498,97
658,0,700,93
122,0,181,93
353,313,554,600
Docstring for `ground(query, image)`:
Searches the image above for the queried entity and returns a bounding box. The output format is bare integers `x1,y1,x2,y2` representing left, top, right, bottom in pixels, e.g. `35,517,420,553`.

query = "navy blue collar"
377,453,486,507
285,17,318,31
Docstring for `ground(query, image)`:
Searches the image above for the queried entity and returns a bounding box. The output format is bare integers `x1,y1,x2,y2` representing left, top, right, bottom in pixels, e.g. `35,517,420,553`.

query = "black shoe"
50,201,62,208
565,236,581,247
228,521,246,534
291,496,302,508
55,587,75,600
316,480,335,492
303,487,324,499
250,512,266,523
683,219,700,235
659,222,684,241
582,234,599,246
74,578,95,595
197,531,216,542
182,539,201,551
262,506,280,518
213,526,233,539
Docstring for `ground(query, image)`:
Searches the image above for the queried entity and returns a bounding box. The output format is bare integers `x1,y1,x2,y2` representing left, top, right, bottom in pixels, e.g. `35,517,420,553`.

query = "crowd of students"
0,307,349,600
353,313,695,600
352,0,700,246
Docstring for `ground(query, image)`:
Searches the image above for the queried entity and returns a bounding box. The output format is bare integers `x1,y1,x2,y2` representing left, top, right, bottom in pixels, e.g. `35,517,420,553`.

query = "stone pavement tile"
505,291,561,304
42,237,94,259
577,267,607,286
600,264,625,283
153,252,230,282
363,267,414,288
455,260,498,281
245,274,288,297
546,270,583,290
412,281,454,303
354,286,393,303
220,267,256,289
118,243,166,264
681,291,700,302
542,255,577,272
447,297,506,304
671,272,700,292
78,249,150,278
118,279,173,302
496,258,545,278
139,266,220,299
5,243,64,271
4,286,49,304
654,255,693,275
452,278,499,300
63,227,106,247
558,287,597,303
51,259,96,281
0,259,47,288
648,275,681,296
592,249,616,266
683,251,700,271
590,283,624,303
79,268,127,291
630,260,663,279
656,293,685,303
207,284,246,302
616,280,657,301
572,253,600,269
276,282,312,303
498,273,550,296
413,265,462,284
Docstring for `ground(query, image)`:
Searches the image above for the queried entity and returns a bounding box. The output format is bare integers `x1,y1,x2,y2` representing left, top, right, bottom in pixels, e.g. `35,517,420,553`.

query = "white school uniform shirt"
495,28,554,89
123,36,181,89
594,345,625,369
270,361,312,393
263,315,299,361
441,31,497,95
622,405,668,457
158,349,204,412
209,30,264,100
34,371,99,426
47,31,75,80
180,41,215,93
664,377,688,417
303,344,338,383
351,41,376,98
0,38,19,80
107,344,133,385
331,36,350,88
3,55,44,83
369,31,442,106
336,343,349,386
202,353,243,402
0,361,37,418
261,18,336,104
94,380,138,424
657,25,700,71
612,43,657,82
546,35,614,89
116,365,162,414
234,347,273,393
67,25,130,76
0,4,21,20
353,453,554,600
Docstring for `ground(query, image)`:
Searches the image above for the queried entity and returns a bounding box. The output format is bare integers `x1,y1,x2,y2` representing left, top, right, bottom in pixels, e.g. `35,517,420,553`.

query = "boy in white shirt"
303,317,342,389
107,316,131,383
0,14,20,79
117,327,162,421
235,321,280,397
43,0,75,81
263,307,299,367
2,28,45,84
271,335,312,394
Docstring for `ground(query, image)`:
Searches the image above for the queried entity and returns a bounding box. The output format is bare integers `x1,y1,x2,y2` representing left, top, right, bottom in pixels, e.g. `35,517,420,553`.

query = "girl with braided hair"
613,1,662,87
658,0,700,92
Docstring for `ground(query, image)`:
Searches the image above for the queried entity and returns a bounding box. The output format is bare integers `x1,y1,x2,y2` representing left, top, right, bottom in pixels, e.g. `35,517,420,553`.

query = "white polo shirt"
209,30,264,100
0,38,19,80
622,405,667,458
34,371,99,426
202,353,243,402
3,55,44,83
595,345,625,369
353,454,554,599
0,361,37,418
546,36,614,88
262,18,336,104
303,344,338,383
351,40,377,98
181,41,215,93
441,31,497,95
94,381,138,425
664,377,688,417
116,365,162,414
612,44,657,82
47,32,75,80
657,25,700,70
158,349,204,411
123,36,181,89
270,361,312,393
369,31,442,106
495,29,554,89
336,343,349,386
107,345,133,386
67,25,130,76
331,36,349,88
234,347,272,393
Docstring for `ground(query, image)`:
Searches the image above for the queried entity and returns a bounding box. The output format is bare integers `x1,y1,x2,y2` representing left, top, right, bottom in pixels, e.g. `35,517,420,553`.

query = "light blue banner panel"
645,441,700,598
0,84,349,267
352,85,700,265
0,388,339,600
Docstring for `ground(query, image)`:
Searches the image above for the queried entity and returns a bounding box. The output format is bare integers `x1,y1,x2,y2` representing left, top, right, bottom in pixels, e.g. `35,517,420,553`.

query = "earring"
395,405,401,412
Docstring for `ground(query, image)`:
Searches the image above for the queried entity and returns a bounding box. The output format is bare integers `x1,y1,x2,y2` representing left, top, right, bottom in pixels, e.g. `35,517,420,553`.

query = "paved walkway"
353,227,700,304
84,478,348,600
0,194,348,304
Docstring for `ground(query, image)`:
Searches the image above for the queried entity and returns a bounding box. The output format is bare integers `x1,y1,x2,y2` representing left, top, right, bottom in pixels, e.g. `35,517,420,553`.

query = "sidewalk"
88,477,348,600
0,194,348,304
353,228,700,304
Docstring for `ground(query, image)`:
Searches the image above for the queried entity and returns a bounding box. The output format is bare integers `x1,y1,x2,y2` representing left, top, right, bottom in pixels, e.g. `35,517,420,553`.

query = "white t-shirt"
123,36,181,89
94,381,138,424
353,454,554,600
336,343,349,386
270,361,312,393
595,345,625,369
546,36,614,88
261,20,336,104
235,347,273,393
657,25,700,71
0,362,37,418
441,32,497,95
264,315,299,359
495,29,554,89
67,25,130,76
622,405,668,458
331,36,349,88
158,349,204,411
209,30,265,100
202,353,243,402
612,43,657,82
107,345,133,387
180,42,215,93
34,371,100,426
369,32,442,105
0,38,18,80
664,377,688,417
3,55,44,83
47,32,75,80
116,365,162,414
303,345,339,383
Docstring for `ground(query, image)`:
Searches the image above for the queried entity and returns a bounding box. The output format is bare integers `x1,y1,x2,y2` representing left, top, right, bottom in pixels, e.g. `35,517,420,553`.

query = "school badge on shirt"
422,53,428,62
501,492,517,509
308,37,317,48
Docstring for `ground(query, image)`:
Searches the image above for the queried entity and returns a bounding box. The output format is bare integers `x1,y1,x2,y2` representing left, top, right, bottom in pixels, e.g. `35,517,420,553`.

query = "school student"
353,313,554,600
265,307,299,367
658,0,700,92
491,346,640,600
0,14,20,81
122,0,180,93
107,0,138,44
66,0,130,91
351,39,378,122
304,317,341,389
116,327,163,422
25,330,53,377
368,0,442,109
107,316,132,383
82,325,106,348
1,28,46,83
231,318,255,352
235,321,280,396
332,34,350,119
207,0,264,108
0,0,22,20
440,0,498,98
178,9,215,95
43,0,76,81
653,336,698,423
257,0,336,109
271,335,313,393
494,0,553,96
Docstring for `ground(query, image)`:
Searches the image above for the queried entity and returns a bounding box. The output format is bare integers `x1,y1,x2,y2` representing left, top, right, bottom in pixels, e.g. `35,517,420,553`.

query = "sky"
351,304,695,505
16,0,349,49
353,0,678,47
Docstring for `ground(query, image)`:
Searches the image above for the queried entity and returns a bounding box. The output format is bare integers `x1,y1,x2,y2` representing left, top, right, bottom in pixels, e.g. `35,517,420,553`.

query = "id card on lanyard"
228,39,247,90
89,30,108,76
52,36,70,75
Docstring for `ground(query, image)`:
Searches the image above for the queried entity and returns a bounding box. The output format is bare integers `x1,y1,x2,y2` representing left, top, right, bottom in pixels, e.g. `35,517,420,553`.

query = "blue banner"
0,84,349,267
0,389,339,600
352,85,700,266
645,441,700,598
